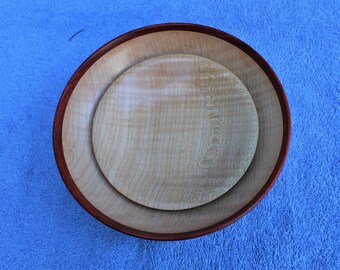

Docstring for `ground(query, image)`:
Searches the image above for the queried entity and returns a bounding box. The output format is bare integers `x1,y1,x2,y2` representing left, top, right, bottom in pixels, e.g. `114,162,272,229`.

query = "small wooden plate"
54,23,290,240
92,54,259,210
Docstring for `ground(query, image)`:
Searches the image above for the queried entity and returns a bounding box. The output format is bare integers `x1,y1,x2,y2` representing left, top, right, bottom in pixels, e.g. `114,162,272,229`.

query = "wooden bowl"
53,23,291,240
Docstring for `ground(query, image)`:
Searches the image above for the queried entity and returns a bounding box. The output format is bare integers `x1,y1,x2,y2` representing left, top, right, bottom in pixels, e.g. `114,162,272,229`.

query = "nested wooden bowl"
53,23,290,240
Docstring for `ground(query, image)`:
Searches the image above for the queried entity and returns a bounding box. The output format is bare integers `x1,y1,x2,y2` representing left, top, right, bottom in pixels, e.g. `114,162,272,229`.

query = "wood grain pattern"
92,54,259,210
61,30,282,232
54,24,291,240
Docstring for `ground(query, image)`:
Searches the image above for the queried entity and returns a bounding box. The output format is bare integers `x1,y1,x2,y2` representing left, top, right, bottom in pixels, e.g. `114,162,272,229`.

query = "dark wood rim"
53,23,291,241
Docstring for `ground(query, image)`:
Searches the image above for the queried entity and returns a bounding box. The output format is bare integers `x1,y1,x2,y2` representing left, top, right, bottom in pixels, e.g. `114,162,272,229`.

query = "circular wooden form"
92,54,259,210
53,23,291,240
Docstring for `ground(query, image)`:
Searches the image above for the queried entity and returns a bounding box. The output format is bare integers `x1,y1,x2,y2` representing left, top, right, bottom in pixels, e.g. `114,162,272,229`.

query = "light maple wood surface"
92,54,259,210
62,30,283,233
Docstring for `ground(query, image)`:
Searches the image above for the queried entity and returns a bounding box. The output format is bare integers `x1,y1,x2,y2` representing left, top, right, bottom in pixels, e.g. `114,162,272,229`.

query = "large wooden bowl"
53,23,291,240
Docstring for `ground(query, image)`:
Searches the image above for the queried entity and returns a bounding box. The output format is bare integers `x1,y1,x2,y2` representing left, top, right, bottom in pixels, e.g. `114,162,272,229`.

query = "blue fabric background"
0,0,339,269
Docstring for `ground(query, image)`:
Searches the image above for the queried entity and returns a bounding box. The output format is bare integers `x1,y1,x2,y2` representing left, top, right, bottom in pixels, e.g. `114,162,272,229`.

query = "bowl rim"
53,22,291,241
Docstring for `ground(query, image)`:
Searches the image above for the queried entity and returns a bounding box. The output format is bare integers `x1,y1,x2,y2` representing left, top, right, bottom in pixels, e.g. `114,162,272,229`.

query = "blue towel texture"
0,0,338,269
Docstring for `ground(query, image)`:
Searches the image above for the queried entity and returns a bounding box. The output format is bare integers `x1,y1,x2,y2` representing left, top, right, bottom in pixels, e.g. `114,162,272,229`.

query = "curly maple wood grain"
92,54,259,210
59,27,287,237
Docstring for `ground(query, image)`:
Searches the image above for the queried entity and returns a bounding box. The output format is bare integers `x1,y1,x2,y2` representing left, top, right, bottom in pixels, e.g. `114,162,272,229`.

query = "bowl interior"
56,27,288,239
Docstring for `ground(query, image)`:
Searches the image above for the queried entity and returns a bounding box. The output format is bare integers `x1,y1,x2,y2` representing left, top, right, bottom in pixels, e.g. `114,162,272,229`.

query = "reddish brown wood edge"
53,23,291,241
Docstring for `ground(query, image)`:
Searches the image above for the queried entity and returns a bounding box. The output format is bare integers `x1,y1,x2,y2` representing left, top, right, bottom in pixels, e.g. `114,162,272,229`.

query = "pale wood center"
92,54,259,210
